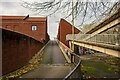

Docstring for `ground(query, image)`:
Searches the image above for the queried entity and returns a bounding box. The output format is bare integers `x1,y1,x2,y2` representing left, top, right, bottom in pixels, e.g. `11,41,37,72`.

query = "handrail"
57,40,71,63
64,59,81,80
57,40,74,54
57,40,82,79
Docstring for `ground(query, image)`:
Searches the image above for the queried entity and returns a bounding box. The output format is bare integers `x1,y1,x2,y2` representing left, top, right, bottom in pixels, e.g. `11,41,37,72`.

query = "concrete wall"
2,29,45,75
57,19,80,47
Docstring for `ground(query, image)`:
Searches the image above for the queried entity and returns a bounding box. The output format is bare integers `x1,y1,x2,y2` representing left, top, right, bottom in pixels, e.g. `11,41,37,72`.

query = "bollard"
71,54,74,63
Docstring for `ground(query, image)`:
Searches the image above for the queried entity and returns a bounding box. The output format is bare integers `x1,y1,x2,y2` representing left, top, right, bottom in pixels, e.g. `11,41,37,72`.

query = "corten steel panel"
57,19,80,47
1,15,50,75
1,16,48,43
2,29,44,75
46,33,50,42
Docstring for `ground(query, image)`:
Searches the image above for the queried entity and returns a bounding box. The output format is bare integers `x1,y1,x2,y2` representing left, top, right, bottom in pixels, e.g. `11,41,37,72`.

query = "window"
32,26,37,31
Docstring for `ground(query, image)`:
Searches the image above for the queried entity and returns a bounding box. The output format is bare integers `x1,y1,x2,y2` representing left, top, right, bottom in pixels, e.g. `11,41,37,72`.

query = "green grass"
82,66,97,75
81,58,119,78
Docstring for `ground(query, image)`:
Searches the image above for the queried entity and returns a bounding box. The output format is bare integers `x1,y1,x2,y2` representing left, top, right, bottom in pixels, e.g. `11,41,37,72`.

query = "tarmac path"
21,40,72,78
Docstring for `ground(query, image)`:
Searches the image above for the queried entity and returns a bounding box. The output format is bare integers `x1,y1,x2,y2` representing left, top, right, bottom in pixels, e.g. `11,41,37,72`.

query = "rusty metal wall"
1,16,48,42
2,29,45,75
57,19,80,47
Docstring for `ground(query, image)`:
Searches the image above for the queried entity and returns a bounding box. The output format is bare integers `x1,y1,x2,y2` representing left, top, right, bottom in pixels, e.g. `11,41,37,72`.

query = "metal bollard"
71,54,74,63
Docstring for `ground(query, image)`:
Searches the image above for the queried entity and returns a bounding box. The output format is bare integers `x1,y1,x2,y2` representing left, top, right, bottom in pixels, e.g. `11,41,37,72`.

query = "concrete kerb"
56,40,71,64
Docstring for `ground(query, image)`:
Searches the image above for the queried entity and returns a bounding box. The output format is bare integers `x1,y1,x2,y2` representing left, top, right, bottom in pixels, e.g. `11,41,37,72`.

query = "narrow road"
21,40,72,78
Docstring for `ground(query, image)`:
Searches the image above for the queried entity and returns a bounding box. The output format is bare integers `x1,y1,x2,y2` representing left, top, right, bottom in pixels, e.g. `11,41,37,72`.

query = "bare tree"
21,0,120,26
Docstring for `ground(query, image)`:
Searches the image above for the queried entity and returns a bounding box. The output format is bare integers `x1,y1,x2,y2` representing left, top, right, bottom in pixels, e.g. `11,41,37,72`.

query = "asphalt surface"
21,40,72,78
41,40,66,64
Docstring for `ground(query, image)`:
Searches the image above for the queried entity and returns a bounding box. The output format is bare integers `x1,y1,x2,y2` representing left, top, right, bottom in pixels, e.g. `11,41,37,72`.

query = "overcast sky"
0,0,118,39
0,0,64,40
0,0,91,40
0,0,95,40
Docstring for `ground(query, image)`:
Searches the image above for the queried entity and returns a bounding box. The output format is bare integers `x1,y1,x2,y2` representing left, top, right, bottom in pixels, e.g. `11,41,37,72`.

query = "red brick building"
1,15,50,75
57,19,80,47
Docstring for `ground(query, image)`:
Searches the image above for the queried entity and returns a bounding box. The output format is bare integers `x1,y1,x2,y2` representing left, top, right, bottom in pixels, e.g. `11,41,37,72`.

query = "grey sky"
0,0,60,40
0,0,87,40
0,0,118,39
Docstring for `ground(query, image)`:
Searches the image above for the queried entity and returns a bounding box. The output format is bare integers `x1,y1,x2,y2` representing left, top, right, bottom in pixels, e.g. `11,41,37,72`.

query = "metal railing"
57,40,73,63
66,34,120,46
57,40,82,80
64,59,81,80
